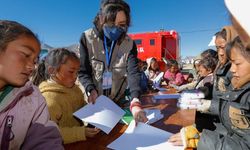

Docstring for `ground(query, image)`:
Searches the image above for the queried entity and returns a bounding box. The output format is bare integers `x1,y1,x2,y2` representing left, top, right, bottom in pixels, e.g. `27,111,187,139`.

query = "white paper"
108,120,184,150
152,72,164,88
144,108,164,124
73,95,125,134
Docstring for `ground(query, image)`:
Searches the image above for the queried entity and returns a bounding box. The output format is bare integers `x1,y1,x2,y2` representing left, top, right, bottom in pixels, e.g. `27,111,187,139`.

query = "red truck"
129,30,180,71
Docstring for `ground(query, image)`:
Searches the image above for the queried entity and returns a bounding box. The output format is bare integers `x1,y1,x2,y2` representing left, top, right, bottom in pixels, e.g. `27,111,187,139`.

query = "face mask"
103,25,125,41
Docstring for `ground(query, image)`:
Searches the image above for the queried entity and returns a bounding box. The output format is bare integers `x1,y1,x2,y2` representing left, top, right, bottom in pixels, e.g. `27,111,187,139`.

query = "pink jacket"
164,70,185,86
0,81,63,150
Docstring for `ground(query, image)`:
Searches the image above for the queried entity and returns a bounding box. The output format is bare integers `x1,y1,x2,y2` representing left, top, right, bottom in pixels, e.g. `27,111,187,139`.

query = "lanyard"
104,36,115,68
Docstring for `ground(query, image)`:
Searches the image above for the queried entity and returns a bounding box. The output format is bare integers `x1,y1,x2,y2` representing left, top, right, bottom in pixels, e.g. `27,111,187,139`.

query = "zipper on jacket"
1,115,14,150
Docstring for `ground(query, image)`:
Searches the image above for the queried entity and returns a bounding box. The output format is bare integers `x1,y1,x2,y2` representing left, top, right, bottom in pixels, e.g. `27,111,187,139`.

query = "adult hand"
87,89,98,104
132,107,148,124
85,127,100,138
130,98,148,124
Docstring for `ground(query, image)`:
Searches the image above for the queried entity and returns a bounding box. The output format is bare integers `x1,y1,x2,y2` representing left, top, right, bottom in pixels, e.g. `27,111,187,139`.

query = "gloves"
197,99,211,113
180,125,200,149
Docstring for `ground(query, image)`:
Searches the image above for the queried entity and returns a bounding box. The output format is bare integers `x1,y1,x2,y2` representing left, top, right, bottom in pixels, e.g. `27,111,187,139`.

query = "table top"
64,88,195,150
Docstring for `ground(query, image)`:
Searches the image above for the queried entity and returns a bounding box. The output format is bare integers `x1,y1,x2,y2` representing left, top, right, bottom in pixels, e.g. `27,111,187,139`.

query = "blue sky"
0,0,231,57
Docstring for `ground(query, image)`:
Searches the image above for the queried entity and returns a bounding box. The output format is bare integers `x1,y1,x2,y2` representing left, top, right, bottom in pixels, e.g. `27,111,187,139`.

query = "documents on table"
144,108,164,124
73,95,125,134
153,93,181,100
121,108,164,125
108,120,184,150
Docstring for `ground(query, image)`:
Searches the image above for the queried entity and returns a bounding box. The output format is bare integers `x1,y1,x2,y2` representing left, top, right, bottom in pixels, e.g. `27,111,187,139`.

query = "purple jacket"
0,81,64,150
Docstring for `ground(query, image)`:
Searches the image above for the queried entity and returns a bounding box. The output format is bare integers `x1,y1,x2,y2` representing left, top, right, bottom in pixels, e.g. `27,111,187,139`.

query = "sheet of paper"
144,108,164,124
73,95,125,134
153,72,164,83
153,93,181,100
108,120,184,150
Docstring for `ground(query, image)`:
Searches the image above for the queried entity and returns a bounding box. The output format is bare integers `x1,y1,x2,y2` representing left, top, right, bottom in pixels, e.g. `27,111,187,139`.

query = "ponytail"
31,60,49,86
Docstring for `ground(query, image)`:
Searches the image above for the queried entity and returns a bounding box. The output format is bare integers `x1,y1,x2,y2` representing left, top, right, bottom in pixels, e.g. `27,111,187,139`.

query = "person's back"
0,20,63,149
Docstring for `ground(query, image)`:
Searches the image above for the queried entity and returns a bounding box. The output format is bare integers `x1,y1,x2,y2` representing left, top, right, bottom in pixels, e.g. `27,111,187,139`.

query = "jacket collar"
0,81,34,113
223,82,250,101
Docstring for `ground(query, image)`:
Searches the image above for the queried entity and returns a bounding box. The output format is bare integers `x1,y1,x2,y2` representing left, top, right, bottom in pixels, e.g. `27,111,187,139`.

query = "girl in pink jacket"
164,59,185,86
0,20,63,150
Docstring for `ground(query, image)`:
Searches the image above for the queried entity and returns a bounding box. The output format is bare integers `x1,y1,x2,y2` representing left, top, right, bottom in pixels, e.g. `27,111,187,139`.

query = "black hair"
32,48,79,86
100,0,130,26
199,57,217,72
226,36,250,63
0,20,40,52
169,59,179,67
93,0,131,39
138,59,147,71
201,49,218,60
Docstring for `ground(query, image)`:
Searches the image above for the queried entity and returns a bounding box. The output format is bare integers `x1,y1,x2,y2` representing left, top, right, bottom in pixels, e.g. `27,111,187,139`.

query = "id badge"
102,71,112,90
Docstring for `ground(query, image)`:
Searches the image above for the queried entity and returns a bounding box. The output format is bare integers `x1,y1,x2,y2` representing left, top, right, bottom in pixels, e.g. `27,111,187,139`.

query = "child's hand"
85,127,100,138
168,132,183,146
87,89,98,104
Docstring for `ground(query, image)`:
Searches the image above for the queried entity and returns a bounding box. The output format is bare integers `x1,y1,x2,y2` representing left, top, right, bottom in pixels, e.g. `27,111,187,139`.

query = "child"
176,49,218,92
169,37,250,150
0,20,63,149
33,48,100,144
194,57,217,131
164,59,185,86
225,0,250,90
195,57,217,91
145,57,161,83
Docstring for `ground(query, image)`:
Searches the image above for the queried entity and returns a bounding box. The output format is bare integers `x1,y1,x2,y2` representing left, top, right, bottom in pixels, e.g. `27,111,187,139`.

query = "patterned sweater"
39,81,87,144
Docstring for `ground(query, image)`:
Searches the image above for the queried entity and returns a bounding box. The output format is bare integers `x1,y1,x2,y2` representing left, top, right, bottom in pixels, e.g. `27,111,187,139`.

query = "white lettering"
137,47,144,53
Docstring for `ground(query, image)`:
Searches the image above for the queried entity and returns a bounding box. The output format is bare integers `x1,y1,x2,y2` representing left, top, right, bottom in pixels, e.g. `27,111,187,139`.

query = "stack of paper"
73,95,125,134
108,120,184,150
153,93,181,100
177,90,204,109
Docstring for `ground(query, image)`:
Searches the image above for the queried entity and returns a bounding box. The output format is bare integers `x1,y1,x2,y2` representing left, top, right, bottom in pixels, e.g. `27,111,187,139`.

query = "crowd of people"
0,0,249,149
